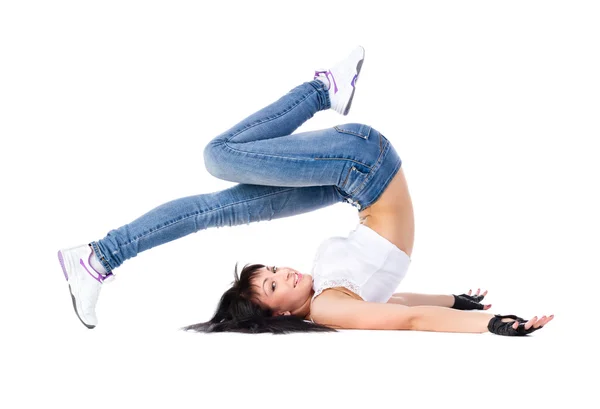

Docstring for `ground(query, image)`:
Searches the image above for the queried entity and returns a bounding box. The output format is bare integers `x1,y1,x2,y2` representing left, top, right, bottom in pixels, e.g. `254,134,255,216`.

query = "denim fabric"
91,80,402,271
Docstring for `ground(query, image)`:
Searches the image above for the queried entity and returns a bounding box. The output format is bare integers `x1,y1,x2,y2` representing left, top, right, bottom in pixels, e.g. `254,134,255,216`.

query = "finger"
475,288,481,296
534,316,546,328
483,304,492,310
482,289,488,297
513,321,519,330
468,289,472,295
525,316,538,330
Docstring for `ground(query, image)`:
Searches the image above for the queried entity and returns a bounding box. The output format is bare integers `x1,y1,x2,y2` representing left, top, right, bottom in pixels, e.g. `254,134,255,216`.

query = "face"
252,265,313,316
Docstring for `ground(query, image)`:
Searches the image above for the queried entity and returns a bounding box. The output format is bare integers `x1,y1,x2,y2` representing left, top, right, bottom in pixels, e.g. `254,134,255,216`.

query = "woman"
58,46,553,336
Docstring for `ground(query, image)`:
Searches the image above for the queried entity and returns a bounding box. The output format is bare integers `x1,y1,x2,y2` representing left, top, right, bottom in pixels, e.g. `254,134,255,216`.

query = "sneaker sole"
57,250,96,329
343,57,364,116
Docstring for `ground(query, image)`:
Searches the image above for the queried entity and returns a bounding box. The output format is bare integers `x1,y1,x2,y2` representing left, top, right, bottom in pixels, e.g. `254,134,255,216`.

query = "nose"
279,269,291,282
275,268,292,284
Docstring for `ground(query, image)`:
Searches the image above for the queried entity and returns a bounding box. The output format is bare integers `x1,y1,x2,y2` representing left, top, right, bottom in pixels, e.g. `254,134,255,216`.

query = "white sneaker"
57,244,114,329
314,45,365,116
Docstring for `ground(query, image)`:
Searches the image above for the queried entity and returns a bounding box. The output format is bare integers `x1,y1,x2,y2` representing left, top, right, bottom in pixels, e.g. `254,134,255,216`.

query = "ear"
276,311,291,316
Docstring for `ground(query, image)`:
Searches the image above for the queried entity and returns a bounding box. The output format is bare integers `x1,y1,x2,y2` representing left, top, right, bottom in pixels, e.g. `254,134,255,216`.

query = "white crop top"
310,224,411,303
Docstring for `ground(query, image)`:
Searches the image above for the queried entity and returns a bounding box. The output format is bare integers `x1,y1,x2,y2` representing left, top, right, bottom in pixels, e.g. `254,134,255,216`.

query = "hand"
488,314,555,336
451,288,492,310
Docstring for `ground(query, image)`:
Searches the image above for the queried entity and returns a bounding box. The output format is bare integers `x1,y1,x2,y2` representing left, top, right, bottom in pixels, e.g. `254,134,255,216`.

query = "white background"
1,1,598,407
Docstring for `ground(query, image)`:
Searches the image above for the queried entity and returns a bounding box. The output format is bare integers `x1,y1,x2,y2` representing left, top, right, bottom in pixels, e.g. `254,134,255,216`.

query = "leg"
204,81,403,212
207,79,331,145
207,44,365,145
91,183,342,270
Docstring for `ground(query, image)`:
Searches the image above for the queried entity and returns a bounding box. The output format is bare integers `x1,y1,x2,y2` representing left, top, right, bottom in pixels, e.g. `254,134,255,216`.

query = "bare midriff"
358,167,415,259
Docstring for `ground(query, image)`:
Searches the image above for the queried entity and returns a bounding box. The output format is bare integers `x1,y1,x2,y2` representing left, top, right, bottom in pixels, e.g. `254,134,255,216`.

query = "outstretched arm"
312,294,488,332
411,306,553,334
310,291,552,335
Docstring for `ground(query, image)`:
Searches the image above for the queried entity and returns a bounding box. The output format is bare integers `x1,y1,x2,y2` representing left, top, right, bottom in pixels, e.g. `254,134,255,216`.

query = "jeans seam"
349,138,390,195
119,188,299,247
313,157,372,169
340,166,353,189
221,141,315,162
334,125,370,140
219,142,374,170
308,79,331,108
226,87,318,143
89,241,113,272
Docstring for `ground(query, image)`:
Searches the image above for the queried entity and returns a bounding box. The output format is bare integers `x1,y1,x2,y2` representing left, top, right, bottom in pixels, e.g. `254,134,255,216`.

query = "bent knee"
203,140,226,178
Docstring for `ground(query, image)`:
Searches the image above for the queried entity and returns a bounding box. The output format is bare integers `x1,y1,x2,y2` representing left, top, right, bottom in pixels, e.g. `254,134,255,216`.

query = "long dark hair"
181,262,336,334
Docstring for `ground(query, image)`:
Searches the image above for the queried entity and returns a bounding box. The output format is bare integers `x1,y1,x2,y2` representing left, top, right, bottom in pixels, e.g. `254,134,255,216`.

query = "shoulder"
310,289,357,328
310,290,415,331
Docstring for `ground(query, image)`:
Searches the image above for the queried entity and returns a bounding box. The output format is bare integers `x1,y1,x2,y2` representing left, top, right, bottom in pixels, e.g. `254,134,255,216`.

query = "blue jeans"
91,80,403,272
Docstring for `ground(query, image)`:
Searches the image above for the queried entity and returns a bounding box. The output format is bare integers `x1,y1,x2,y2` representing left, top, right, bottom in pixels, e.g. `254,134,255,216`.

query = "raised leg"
204,81,402,211
91,184,343,270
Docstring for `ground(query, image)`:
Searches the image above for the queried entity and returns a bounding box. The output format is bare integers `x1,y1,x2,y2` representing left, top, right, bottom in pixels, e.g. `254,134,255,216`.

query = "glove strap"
451,294,484,310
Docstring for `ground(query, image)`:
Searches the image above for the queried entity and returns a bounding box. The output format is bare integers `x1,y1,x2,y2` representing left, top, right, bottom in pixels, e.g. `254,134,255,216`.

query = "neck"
293,289,315,319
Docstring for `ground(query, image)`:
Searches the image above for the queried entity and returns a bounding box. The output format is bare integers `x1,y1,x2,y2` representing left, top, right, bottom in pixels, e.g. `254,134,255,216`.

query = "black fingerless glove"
451,294,485,310
487,314,542,336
